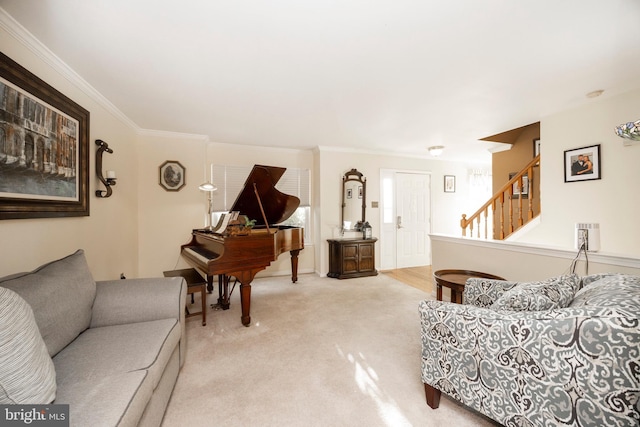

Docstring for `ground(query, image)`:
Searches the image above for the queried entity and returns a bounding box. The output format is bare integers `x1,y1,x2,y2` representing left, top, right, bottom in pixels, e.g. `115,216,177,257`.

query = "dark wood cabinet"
327,238,378,279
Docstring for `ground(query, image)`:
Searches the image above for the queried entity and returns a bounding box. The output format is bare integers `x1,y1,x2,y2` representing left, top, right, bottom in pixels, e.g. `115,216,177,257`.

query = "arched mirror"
341,168,366,231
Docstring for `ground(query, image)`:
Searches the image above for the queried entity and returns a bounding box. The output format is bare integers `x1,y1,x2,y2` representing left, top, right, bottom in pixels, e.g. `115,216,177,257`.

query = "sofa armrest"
419,299,640,426
91,277,186,328
463,277,518,307
91,277,187,367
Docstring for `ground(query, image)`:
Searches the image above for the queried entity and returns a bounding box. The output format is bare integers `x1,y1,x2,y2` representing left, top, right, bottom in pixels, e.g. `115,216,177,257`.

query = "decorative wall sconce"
428,145,444,157
614,120,640,142
95,139,116,198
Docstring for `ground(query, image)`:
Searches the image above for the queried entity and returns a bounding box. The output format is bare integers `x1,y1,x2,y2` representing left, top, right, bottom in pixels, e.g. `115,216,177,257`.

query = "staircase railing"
461,155,540,240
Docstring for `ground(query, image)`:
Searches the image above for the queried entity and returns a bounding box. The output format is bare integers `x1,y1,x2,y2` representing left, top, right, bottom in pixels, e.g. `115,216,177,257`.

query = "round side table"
433,269,504,304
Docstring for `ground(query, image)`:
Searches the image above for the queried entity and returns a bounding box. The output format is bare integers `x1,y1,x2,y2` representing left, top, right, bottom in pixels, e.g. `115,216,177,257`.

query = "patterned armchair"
419,273,640,427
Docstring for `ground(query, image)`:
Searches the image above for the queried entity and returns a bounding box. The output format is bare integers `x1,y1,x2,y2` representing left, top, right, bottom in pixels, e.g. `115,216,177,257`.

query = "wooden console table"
327,238,378,279
433,269,504,304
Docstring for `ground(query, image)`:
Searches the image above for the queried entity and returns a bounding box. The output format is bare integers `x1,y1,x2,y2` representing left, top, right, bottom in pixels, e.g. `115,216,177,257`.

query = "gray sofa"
420,273,640,427
0,250,186,427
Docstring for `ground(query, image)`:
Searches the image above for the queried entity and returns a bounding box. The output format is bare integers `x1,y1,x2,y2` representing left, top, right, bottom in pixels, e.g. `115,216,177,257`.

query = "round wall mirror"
341,168,366,231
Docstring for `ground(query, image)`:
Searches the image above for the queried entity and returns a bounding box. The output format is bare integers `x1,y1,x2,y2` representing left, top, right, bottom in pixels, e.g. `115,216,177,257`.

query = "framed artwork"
159,160,186,191
533,138,541,157
509,172,529,199
564,144,601,183
358,186,363,199
0,52,90,219
444,175,456,193
346,188,352,199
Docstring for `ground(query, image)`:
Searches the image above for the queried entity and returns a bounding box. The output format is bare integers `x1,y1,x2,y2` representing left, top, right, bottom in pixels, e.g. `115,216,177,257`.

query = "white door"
396,172,431,268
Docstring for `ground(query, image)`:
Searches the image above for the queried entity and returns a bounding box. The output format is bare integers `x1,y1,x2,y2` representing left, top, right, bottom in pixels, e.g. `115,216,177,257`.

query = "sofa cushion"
491,274,580,311
570,273,640,316
0,250,96,357
54,319,180,393
579,272,618,288
0,287,56,404
55,370,152,427
463,278,519,307
53,318,179,426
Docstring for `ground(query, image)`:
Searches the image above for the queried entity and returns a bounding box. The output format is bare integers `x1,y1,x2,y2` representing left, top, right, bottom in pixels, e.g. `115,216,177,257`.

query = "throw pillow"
571,274,640,315
0,249,96,357
0,287,56,404
579,273,617,289
491,274,580,311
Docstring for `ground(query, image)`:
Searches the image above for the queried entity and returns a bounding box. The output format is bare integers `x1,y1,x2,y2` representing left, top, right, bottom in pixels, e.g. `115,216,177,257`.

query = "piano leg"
240,282,251,327
290,249,301,283
232,268,265,327
206,275,214,293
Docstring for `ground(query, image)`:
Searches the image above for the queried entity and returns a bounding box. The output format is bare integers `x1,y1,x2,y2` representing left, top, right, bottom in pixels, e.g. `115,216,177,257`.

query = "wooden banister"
461,155,540,240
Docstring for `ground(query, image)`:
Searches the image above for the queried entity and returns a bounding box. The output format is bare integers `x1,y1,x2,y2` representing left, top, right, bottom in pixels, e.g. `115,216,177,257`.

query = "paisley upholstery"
419,273,640,427
491,274,580,311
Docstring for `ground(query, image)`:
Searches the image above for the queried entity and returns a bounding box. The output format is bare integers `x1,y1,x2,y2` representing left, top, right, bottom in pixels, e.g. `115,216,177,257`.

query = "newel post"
460,214,467,236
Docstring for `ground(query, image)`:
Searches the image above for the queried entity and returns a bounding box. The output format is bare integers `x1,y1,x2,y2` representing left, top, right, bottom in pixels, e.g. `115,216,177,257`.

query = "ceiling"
2,1,640,162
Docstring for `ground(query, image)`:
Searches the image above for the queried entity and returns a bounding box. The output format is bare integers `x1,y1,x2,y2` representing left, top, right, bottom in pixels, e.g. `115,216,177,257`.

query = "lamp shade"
198,182,217,192
428,145,444,157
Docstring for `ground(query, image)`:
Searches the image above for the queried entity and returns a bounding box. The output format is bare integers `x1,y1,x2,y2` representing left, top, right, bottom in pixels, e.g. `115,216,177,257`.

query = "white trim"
429,233,640,269
0,8,140,131
137,128,209,142
317,145,440,160
210,141,311,155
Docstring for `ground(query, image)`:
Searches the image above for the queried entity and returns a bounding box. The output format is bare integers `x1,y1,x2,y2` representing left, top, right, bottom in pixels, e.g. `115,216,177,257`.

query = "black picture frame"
509,172,529,199
444,175,455,193
159,160,186,191
564,144,601,183
0,52,90,219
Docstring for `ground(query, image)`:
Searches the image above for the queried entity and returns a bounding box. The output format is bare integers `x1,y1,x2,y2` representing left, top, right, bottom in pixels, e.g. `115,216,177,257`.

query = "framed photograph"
564,144,601,183
159,161,186,191
444,175,456,193
533,138,541,157
509,172,529,199
0,52,90,219
346,188,352,199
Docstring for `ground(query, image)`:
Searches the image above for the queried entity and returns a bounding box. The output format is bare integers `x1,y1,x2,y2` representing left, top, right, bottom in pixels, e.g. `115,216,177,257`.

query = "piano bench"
163,268,207,326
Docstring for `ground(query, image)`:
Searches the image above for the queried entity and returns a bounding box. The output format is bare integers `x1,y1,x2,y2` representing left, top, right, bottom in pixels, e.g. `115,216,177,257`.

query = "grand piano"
181,165,304,326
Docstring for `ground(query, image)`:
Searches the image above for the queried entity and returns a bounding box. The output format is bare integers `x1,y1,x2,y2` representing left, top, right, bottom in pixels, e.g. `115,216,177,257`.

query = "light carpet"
161,273,500,427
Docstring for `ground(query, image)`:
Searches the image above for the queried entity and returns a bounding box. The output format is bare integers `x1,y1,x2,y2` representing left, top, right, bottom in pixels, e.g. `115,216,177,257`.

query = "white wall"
136,137,316,278
316,147,489,276
432,89,640,282
513,88,640,258
4,10,637,282
0,22,139,280
431,235,640,284
136,132,210,277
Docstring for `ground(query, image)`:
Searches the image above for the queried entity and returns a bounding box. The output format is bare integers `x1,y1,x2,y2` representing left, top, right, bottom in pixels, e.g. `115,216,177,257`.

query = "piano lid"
229,165,300,226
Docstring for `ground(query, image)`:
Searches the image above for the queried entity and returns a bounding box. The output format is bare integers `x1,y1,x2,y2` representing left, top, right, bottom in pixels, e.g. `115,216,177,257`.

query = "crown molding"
137,128,210,142
316,145,433,159
208,140,311,155
0,7,139,131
